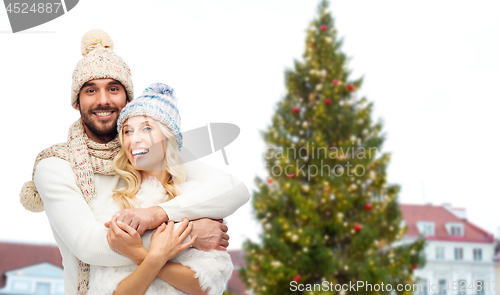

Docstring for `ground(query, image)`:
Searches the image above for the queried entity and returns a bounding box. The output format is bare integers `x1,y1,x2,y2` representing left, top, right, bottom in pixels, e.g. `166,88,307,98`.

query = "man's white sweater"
34,157,249,295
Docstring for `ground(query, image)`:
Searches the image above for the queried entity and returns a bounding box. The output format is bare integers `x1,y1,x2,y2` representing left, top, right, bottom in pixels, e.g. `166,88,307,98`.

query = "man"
21,29,249,294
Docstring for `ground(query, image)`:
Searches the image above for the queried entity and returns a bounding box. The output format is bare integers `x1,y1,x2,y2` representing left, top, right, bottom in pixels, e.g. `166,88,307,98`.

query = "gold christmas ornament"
308,92,317,104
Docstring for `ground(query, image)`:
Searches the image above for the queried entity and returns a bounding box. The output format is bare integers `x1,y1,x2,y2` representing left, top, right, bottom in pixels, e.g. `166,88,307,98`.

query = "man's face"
77,78,127,142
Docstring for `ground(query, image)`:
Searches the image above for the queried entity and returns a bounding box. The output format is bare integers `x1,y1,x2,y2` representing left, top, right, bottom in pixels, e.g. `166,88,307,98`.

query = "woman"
87,83,234,295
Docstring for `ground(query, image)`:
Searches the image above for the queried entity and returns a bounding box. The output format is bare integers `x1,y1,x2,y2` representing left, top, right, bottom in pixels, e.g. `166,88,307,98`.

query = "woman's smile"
131,148,150,159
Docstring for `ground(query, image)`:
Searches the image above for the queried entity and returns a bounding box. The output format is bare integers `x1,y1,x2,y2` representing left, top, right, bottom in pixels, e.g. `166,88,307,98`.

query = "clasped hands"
105,206,230,264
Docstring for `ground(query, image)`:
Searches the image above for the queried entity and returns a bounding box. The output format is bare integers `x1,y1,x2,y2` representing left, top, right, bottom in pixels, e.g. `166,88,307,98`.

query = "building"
494,240,500,295
400,204,496,295
0,241,63,295
0,241,248,294
227,249,247,295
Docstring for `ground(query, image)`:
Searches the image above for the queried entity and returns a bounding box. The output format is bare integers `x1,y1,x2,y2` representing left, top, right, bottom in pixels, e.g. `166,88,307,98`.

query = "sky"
1,0,500,250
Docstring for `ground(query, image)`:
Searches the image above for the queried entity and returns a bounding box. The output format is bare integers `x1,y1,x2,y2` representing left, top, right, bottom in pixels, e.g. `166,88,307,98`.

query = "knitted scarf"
20,118,120,295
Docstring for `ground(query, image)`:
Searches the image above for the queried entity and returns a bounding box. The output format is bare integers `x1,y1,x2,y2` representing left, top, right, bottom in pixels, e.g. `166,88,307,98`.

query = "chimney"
442,203,467,219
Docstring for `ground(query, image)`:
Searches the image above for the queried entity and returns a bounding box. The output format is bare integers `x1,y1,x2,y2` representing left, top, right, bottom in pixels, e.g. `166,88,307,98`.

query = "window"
12,281,30,291
416,279,428,295
457,280,466,295
35,283,51,295
439,280,447,295
476,281,485,295
417,222,435,236
454,248,463,260
473,248,482,261
450,226,462,236
436,247,445,259
423,224,434,235
446,223,464,236
420,280,428,295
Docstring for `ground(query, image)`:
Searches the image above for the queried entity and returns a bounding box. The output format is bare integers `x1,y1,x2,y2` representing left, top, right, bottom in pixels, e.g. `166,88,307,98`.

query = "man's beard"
80,107,119,138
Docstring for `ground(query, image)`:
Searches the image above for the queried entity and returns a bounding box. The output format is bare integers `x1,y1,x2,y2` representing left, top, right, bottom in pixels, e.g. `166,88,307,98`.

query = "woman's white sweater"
34,157,249,295
87,177,233,295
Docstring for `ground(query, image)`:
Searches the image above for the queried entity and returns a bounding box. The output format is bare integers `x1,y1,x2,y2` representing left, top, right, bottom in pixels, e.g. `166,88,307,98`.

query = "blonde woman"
87,83,236,295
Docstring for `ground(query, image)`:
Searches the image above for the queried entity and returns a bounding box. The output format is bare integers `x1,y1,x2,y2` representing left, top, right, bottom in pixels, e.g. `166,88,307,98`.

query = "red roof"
400,204,494,243
0,241,62,287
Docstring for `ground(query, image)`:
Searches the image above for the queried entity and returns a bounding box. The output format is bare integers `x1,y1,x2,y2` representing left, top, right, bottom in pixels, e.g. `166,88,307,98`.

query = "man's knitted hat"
71,29,134,109
117,83,182,150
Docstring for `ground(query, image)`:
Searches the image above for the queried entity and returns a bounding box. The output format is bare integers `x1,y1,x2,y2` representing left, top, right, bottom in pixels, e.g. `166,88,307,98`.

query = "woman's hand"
149,219,197,265
107,216,148,265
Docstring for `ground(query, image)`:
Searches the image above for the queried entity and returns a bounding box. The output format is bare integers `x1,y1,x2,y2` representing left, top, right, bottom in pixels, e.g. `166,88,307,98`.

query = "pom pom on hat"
81,29,114,56
20,181,44,212
146,83,178,103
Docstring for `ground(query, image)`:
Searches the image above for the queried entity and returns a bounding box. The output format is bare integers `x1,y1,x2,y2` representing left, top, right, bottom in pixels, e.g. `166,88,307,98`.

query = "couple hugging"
19,29,250,295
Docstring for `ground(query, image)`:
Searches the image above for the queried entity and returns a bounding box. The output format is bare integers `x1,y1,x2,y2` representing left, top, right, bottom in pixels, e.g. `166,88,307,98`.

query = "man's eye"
110,87,119,91
86,89,95,93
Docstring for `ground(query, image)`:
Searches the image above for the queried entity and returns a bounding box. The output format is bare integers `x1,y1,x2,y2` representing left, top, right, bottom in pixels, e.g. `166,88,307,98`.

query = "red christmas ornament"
412,264,418,270
354,224,362,232
365,203,372,211
325,98,331,105
347,84,355,91
320,25,327,32
293,275,301,282
267,178,273,184
293,106,299,114
287,173,295,178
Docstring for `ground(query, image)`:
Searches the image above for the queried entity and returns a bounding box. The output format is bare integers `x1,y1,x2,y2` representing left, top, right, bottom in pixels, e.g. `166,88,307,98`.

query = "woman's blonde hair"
111,118,185,210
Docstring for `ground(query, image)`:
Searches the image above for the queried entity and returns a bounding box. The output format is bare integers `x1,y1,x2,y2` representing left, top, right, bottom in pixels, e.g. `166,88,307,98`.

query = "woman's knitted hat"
117,83,182,149
71,29,134,109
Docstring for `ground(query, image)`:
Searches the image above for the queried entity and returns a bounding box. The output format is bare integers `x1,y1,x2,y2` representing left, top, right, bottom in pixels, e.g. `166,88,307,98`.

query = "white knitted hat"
117,83,182,149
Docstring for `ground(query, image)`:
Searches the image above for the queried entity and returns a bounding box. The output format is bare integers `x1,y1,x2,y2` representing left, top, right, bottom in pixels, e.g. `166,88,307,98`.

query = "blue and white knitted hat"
117,83,182,149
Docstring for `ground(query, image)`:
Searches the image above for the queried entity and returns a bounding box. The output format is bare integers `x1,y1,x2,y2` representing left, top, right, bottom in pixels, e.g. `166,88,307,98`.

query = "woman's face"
122,116,167,171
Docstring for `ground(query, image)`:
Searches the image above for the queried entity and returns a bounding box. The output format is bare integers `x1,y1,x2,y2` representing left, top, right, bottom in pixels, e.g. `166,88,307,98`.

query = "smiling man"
77,79,126,143
20,29,249,295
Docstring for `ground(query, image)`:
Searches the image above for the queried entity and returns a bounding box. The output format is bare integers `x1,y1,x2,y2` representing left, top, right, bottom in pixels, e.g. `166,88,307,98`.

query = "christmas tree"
240,1,425,294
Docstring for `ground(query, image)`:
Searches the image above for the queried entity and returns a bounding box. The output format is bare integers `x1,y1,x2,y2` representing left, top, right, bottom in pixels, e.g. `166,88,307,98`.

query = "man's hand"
104,206,168,235
191,218,229,251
